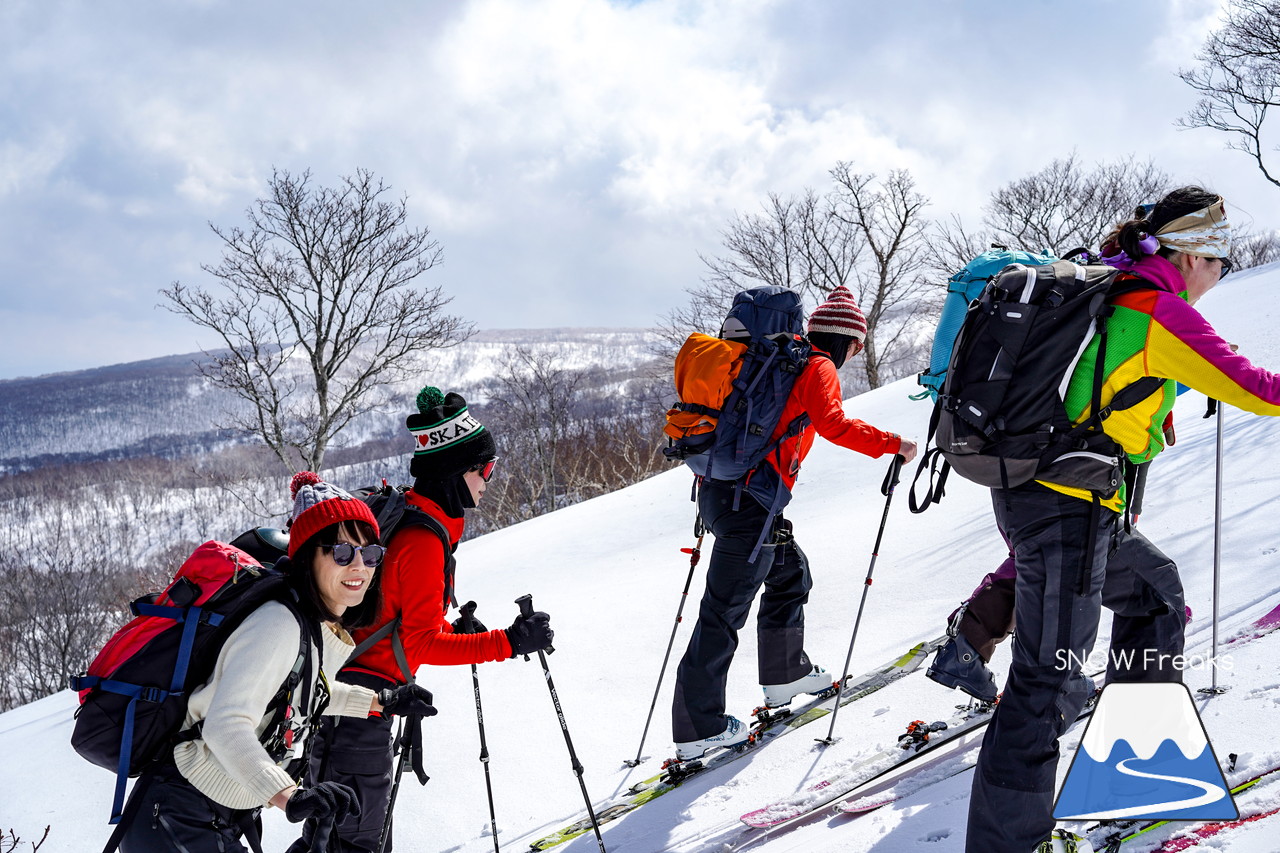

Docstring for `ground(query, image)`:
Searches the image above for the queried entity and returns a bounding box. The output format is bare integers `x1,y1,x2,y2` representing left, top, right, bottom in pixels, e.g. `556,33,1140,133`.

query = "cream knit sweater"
172,601,378,809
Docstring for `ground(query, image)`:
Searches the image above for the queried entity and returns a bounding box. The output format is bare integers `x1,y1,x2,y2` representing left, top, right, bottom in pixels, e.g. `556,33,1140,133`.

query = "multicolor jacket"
344,490,512,684
1043,254,1280,508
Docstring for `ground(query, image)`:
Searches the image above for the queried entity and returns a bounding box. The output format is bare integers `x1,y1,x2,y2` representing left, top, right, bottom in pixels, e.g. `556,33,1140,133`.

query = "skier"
295,387,554,853
118,473,435,853
964,188,1280,852
670,286,917,759
928,460,1188,703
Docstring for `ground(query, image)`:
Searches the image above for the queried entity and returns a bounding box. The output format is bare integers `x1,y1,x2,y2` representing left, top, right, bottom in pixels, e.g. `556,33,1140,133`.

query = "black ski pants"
954,527,1185,681
1102,527,1186,682
671,479,814,743
288,672,397,853
967,483,1115,853
118,764,264,853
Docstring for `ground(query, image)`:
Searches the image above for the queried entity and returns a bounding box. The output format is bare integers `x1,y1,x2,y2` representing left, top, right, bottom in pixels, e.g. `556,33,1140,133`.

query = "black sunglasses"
323,542,385,568
469,457,499,482
1218,256,1234,280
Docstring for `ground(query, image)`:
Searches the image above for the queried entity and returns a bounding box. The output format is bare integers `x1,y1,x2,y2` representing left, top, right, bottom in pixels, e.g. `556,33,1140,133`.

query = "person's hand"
506,610,554,657
377,683,438,718
284,782,360,823
452,601,488,634
897,438,918,464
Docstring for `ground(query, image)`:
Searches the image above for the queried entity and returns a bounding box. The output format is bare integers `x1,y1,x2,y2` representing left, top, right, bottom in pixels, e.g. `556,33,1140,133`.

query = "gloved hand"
284,782,360,823
506,610,554,657
452,600,488,634
377,683,438,718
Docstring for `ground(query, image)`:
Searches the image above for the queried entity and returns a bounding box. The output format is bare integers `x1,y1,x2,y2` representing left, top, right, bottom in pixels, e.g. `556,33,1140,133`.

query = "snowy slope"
6,264,1280,852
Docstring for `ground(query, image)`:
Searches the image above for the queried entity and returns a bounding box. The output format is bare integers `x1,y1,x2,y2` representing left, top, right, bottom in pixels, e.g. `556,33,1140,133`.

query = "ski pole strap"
908,447,950,514
407,713,429,785
881,454,904,496
234,812,266,853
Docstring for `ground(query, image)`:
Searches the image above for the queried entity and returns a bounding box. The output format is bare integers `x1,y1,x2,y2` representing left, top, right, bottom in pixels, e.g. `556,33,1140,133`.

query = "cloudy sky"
0,0,1266,380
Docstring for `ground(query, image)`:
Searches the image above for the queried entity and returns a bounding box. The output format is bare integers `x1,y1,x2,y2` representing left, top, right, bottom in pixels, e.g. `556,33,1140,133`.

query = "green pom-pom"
417,386,445,413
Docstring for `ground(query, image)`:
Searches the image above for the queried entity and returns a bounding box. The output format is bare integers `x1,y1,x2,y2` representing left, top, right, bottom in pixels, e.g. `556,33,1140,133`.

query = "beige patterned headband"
1154,199,1231,259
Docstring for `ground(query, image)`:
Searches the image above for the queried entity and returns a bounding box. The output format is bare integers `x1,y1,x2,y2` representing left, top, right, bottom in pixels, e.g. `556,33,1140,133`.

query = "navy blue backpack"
665,286,811,558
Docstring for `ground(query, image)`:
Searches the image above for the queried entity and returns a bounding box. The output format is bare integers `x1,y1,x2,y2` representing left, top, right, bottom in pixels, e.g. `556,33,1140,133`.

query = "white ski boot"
761,665,834,708
674,715,751,760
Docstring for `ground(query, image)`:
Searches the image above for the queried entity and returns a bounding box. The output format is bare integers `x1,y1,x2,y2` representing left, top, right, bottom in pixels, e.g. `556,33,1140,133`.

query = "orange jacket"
345,490,512,684
762,349,902,492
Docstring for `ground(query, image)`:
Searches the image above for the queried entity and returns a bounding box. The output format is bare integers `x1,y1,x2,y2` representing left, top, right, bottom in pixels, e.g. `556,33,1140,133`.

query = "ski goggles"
469,457,499,482
324,542,385,568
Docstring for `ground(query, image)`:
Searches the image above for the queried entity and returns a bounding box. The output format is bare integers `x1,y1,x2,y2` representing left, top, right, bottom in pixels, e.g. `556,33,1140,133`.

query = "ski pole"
459,602,501,853
817,454,905,746
516,594,608,853
377,717,409,853
378,702,430,853
1200,398,1229,696
624,514,705,768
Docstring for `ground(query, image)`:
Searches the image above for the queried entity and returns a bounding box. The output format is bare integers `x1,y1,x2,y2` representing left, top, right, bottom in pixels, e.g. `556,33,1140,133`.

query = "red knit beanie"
808,286,867,343
286,472,379,558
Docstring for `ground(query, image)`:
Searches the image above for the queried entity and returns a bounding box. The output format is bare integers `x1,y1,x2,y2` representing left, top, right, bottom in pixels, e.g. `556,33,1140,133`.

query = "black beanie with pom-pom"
406,386,497,481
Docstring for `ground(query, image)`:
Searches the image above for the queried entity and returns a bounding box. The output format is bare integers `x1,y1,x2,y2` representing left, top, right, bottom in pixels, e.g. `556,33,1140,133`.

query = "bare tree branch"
1179,0,1280,188
160,168,474,472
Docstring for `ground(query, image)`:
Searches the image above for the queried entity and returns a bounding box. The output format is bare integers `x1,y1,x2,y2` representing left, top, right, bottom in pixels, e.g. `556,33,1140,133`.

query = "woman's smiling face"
314,530,378,618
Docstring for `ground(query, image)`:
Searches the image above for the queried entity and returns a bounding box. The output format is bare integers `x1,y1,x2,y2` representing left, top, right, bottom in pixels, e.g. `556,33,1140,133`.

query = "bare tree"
162,168,473,473
1233,225,1280,268
828,164,936,388
484,346,586,517
983,153,1172,255
1179,0,1280,188
656,189,862,360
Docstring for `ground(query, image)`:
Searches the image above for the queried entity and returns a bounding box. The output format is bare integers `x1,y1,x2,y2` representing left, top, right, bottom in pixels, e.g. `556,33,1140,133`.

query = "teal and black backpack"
915,246,1058,401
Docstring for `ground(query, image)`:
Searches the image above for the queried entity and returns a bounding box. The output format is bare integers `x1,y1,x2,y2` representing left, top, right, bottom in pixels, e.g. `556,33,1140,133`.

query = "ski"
526,634,947,850
1226,600,1280,646
834,751,976,816
741,689,1101,836
1079,760,1280,852
740,701,996,829
1151,805,1280,851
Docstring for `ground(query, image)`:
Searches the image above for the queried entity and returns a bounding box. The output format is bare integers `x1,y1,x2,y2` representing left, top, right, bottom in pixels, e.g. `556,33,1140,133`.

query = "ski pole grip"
515,594,555,656
459,600,477,633
882,454,904,496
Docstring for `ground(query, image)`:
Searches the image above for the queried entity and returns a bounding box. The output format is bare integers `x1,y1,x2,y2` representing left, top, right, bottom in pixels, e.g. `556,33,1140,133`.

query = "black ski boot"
926,633,997,703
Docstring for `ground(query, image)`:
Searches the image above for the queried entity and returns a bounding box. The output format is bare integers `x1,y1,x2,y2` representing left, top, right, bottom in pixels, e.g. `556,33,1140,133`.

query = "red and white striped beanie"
807,286,867,343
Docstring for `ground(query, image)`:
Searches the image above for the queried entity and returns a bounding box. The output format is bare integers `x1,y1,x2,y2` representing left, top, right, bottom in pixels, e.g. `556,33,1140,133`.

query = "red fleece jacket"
344,490,512,684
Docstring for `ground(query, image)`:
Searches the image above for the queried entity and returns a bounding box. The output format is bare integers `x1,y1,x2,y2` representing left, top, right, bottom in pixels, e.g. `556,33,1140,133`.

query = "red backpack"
70,541,316,826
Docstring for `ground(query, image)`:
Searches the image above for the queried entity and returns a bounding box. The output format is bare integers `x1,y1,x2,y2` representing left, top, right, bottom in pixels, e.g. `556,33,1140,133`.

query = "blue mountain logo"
1053,683,1237,821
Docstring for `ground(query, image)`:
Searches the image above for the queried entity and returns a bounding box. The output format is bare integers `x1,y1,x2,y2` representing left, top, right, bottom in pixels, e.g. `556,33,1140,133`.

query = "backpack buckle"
140,687,167,703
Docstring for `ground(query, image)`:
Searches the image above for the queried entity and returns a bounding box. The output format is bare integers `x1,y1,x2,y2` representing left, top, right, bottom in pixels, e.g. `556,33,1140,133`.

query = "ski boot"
926,633,998,704
761,665,835,708
673,715,750,760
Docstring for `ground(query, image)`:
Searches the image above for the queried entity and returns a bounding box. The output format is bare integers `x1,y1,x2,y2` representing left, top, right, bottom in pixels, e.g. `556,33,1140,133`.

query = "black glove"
506,610,554,657
377,683,438,718
284,781,361,823
452,600,488,634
